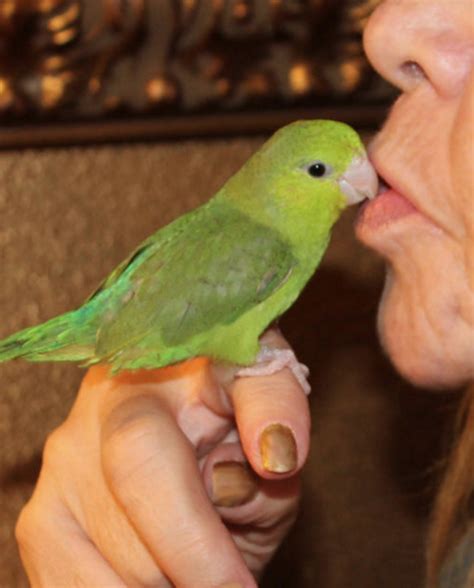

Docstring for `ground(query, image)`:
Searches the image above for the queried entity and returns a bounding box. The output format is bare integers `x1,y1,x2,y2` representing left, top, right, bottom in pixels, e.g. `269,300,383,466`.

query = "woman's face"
358,0,474,388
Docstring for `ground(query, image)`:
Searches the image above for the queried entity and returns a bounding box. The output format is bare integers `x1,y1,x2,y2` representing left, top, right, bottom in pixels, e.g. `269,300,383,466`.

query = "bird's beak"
338,155,378,205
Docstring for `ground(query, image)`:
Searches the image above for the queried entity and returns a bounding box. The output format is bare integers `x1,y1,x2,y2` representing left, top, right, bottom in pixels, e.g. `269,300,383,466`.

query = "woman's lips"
356,185,418,232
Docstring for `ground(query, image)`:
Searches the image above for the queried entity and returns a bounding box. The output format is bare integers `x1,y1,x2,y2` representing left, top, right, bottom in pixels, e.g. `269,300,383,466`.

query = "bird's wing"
94,204,296,360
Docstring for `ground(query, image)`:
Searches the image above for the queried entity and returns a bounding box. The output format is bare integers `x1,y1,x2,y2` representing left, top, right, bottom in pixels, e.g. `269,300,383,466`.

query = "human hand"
15,329,310,587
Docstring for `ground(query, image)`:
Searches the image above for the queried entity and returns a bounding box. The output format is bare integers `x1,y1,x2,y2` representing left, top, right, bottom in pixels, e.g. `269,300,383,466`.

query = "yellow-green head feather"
219,119,369,254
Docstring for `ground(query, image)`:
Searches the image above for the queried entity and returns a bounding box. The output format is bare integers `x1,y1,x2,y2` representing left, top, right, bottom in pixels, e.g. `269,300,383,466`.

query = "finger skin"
101,394,257,588
231,367,311,478
16,489,127,588
202,441,300,525
35,414,170,587
200,441,300,576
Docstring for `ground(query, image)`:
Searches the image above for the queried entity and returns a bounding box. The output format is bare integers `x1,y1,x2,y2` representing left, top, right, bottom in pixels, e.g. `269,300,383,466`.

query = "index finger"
231,367,311,478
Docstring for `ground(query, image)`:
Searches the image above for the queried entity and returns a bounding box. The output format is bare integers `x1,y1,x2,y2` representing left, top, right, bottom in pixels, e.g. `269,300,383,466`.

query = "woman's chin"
376,275,469,391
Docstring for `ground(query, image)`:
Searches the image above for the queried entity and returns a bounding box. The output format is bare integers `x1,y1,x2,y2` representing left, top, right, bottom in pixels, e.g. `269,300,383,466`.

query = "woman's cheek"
451,72,474,289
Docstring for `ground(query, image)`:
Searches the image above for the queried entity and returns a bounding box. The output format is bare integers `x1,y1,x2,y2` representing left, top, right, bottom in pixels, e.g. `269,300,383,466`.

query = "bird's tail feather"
0,309,95,363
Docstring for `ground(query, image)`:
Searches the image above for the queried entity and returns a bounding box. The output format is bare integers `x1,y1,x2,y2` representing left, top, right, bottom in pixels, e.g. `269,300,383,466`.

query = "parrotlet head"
256,119,377,204
223,120,378,241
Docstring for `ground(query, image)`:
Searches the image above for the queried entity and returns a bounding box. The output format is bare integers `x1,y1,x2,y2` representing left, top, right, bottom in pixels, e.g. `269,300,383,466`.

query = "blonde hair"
427,383,474,587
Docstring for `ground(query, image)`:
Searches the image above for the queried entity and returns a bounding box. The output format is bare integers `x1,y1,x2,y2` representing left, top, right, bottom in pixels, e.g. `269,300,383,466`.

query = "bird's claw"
236,346,311,395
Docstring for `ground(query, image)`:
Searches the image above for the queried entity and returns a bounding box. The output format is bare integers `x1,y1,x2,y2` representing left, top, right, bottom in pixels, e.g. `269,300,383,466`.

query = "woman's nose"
363,0,473,98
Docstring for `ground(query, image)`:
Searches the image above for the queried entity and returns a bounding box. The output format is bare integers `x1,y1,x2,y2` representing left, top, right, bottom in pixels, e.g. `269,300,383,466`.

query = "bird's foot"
236,346,311,395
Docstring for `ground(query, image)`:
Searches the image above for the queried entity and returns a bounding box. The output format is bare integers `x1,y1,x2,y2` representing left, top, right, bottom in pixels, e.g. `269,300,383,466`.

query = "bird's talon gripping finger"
236,346,311,395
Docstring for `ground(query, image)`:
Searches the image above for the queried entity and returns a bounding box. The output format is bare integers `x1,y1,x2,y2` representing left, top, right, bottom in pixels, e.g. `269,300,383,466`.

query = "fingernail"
219,583,243,588
260,423,297,473
211,461,257,507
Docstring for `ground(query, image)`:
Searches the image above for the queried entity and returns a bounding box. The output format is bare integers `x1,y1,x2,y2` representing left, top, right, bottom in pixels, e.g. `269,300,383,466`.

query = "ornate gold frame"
0,0,391,146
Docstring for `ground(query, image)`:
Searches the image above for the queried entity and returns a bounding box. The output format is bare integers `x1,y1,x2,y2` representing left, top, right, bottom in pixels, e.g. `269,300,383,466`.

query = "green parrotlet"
0,120,378,390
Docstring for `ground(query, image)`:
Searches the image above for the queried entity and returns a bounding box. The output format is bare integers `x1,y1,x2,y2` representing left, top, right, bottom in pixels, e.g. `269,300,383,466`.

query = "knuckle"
102,395,160,450
259,490,300,529
15,500,45,550
42,424,71,471
101,395,165,487
14,506,30,547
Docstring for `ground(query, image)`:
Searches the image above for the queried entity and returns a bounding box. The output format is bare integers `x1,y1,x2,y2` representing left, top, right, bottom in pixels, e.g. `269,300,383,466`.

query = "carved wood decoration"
0,0,393,146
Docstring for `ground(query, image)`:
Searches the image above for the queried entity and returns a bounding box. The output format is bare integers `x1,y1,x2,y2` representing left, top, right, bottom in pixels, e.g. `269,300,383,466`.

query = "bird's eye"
307,161,331,178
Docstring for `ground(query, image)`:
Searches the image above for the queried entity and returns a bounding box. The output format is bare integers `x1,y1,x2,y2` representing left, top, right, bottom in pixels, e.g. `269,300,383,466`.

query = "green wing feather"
93,201,297,370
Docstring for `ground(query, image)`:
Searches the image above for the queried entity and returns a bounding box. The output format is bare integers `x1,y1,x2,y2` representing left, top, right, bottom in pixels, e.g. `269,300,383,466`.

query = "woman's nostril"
401,60,426,82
